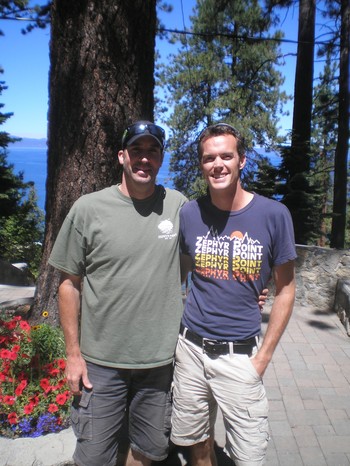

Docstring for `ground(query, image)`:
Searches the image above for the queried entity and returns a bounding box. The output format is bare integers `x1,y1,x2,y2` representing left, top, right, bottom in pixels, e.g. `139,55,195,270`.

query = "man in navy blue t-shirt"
172,123,297,466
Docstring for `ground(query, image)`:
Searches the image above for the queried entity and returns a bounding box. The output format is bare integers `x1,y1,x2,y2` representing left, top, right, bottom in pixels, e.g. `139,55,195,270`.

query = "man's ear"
117,150,125,165
239,154,246,170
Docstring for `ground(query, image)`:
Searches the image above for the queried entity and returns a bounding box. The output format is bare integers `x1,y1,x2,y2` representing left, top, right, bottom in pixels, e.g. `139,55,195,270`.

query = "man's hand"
258,288,269,311
65,354,92,395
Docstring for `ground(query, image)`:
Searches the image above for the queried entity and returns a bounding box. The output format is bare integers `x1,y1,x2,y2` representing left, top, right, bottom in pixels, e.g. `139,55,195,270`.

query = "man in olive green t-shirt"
49,121,187,466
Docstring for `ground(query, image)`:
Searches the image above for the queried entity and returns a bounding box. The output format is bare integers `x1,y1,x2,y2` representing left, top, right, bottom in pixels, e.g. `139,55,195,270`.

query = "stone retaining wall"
294,245,350,311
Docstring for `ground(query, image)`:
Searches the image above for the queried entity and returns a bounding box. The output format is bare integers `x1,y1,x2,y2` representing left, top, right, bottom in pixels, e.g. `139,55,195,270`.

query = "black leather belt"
180,323,256,356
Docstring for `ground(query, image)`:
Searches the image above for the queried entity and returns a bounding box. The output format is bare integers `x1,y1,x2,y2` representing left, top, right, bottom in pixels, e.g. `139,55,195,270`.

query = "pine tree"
328,0,349,248
0,74,44,277
157,0,289,197
311,56,338,246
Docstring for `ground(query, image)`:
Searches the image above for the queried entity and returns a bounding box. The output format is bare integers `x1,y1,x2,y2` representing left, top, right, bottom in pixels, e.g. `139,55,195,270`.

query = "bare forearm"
258,291,294,364
253,261,295,376
59,277,81,357
58,272,91,393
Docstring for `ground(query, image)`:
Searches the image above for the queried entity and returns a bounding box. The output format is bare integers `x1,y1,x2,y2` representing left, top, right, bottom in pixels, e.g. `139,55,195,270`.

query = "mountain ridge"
9,137,47,149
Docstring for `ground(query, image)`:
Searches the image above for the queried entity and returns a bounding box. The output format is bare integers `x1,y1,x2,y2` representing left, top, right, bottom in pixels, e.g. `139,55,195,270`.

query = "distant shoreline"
9,137,47,149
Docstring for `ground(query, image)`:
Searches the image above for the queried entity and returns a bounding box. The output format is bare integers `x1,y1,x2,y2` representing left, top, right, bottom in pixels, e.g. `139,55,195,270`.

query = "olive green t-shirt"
49,185,187,369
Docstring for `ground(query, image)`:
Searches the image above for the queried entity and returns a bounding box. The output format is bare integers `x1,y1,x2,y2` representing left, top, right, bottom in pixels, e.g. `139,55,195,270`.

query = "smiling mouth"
134,165,151,174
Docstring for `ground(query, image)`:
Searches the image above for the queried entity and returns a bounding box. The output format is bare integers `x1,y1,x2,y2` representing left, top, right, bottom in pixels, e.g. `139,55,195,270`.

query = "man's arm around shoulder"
252,260,296,377
59,272,92,395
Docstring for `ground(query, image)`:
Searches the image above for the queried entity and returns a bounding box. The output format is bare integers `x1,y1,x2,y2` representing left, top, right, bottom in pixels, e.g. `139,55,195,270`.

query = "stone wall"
0,259,34,286
294,245,350,311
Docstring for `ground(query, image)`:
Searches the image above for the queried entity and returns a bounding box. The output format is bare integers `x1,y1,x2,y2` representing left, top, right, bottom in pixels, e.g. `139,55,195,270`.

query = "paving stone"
292,425,319,448
298,446,327,466
318,435,350,454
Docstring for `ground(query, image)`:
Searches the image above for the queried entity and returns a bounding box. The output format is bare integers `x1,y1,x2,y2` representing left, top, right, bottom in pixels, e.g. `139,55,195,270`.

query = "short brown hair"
197,123,246,160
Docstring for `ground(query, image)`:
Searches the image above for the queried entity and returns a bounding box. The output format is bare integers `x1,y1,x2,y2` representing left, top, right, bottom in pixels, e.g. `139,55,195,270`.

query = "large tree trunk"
291,0,316,170
282,0,316,244
31,0,157,325
330,0,350,249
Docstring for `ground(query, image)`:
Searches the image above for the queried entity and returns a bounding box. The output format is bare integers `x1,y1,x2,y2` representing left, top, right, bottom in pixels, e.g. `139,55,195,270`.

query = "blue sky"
0,1,306,140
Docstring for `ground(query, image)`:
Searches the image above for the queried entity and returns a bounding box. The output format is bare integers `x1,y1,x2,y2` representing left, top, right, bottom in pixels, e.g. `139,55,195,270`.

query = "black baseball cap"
122,121,166,150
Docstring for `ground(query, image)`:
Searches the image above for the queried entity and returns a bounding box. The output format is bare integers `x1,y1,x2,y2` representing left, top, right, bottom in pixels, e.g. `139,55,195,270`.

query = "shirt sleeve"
48,203,86,276
272,203,297,266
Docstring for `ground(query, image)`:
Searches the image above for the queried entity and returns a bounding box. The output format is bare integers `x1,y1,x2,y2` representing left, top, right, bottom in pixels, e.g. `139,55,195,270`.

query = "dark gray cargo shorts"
72,361,173,466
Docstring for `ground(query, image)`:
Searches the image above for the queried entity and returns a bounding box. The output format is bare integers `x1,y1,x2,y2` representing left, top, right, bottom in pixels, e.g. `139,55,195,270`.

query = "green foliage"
0,54,44,279
246,152,280,199
278,146,324,245
0,170,44,279
156,0,290,197
309,55,338,246
30,323,66,364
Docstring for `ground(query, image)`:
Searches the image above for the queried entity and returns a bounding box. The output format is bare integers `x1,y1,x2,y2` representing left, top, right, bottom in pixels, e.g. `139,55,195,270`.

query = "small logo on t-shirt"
158,219,177,240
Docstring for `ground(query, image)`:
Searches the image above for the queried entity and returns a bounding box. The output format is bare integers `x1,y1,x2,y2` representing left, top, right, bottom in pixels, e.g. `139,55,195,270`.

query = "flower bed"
0,315,71,438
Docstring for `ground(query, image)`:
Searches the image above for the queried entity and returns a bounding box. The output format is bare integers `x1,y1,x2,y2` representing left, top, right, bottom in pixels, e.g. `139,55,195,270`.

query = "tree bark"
291,0,315,172
330,0,350,249
31,0,157,325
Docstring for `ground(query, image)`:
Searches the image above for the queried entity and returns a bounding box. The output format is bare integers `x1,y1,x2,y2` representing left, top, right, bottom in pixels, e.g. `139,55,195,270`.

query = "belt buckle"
203,339,226,355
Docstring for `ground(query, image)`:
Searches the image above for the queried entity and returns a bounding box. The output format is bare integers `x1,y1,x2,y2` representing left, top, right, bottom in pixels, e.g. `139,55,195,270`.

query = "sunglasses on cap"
122,122,166,150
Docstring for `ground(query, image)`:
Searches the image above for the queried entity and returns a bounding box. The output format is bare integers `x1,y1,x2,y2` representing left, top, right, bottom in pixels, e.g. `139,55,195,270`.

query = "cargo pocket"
247,397,270,458
70,388,93,441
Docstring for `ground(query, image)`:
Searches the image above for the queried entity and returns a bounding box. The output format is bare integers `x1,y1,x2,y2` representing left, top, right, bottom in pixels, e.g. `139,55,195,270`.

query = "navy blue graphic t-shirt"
180,193,297,341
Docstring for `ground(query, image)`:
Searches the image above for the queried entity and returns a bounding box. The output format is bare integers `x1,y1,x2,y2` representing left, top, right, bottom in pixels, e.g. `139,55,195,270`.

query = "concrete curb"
0,427,75,466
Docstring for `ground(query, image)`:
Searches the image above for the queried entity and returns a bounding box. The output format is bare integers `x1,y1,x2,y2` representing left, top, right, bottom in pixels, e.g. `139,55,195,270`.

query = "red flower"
48,404,59,413
19,321,31,332
11,345,21,353
8,412,18,424
4,320,17,330
57,359,66,370
3,395,15,405
8,351,18,361
0,349,12,359
56,393,67,405
40,378,51,392
24,403,34,415
15,380,28,396
48,368,60,377
56,379,67,389
30,396,40,406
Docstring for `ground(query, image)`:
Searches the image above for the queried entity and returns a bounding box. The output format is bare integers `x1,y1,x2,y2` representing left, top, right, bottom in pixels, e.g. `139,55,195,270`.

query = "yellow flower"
42,311,49,318
31,325,42,331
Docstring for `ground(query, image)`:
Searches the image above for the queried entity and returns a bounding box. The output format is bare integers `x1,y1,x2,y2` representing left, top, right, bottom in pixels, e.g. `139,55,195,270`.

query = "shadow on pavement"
117,442,235,465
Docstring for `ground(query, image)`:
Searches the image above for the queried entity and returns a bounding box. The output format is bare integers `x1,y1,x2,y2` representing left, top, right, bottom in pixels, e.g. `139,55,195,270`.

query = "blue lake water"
7,147,174,212
7,146,280,213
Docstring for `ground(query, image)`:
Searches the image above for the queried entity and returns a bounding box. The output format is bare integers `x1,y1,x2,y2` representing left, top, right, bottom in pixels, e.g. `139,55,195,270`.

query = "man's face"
200,134,246,193
118,136,163,188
